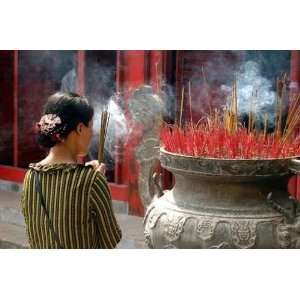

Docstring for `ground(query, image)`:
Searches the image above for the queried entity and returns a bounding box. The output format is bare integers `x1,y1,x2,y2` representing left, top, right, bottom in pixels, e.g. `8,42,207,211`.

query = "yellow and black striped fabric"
21,163,122,249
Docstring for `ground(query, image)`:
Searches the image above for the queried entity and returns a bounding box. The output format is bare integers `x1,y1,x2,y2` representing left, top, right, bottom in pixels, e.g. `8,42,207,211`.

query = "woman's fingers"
85,160,106,175
97,163,106,175
85,160,99,169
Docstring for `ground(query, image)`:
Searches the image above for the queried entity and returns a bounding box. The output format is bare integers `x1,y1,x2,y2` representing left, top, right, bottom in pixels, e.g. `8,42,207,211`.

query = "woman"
21,92,122,249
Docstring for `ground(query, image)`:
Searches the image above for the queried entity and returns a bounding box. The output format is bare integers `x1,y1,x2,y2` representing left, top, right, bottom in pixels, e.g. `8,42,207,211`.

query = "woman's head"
37,92,94,156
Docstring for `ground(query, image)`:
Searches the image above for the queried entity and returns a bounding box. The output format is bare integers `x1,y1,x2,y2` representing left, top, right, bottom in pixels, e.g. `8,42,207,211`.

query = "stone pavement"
0,189,146,249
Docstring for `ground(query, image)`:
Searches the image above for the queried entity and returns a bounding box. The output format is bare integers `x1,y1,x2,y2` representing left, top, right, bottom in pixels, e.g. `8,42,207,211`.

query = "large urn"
144,149,300,249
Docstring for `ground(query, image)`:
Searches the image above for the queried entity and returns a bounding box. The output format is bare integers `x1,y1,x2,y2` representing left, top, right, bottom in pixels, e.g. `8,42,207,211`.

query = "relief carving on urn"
196,218,218,241
164,214,188,243
230,221,257,249
143,149,300,249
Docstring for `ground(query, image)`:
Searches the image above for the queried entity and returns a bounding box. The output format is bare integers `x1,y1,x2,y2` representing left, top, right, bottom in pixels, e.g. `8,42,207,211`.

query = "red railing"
0,164,129,202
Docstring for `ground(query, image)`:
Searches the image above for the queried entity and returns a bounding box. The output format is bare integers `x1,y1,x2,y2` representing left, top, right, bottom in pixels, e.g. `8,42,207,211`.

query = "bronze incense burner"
144,149,300,248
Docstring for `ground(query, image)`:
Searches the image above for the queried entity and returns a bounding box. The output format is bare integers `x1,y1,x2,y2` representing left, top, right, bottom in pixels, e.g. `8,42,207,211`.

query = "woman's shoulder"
28,162,98,174
26,162,107,186
28,162,80,172
27,163,98,182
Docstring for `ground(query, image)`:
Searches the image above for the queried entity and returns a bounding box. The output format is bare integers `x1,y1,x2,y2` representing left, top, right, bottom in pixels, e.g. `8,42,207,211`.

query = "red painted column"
290,50,300,95
76,51,86,165
0,51,14,165
119,50,146,215
13,50,19,167
148,51,174,190
77,50,85,95
117,51,171,214
175,51,185,124
289,51,300,199
149,51,164,93
122,51,146,102
114,51,124,184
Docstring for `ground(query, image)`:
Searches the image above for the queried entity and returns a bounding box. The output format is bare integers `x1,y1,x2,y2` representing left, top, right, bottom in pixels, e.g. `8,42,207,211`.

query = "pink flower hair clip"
36,114,62,135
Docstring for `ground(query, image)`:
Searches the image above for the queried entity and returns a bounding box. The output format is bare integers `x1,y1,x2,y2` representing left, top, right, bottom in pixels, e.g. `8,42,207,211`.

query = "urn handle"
152,172,164,198
266,192,298,221
287,158,300,208
277,219,300,248
289,158,300,174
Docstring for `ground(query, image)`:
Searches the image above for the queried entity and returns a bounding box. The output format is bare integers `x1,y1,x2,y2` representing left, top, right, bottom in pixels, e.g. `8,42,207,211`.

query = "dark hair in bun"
37,92,94,148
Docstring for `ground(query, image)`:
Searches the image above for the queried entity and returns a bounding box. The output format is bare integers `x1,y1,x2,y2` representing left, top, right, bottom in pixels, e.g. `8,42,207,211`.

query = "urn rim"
160,148,297,178
160,147,298,162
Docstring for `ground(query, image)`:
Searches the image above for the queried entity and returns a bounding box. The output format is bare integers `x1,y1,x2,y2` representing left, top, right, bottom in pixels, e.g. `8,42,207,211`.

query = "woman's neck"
40,143,78,165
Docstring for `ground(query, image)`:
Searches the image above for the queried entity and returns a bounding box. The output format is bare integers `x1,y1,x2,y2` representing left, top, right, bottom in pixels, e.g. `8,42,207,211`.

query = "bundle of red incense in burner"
161,76,300,159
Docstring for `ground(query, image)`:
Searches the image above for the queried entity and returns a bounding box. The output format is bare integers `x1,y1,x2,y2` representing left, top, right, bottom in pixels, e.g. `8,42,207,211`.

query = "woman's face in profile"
77,119,93,156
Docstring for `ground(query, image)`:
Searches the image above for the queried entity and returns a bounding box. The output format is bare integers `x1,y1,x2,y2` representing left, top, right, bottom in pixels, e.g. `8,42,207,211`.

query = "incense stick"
179,87,185,128
225,77,238,133
202,65,212,114
98,108,110,164
263,113,268,138
155,62,159,92
188,81,193,125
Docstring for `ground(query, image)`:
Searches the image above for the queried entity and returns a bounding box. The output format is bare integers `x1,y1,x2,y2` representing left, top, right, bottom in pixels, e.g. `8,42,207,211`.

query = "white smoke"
221,60,285,128
91,94,129,168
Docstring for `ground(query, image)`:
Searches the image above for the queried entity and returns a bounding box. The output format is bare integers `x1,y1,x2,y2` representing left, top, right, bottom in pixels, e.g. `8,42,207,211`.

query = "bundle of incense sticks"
164,75,300,159
161,124,300,159
98,108,110,164
224,76,238,133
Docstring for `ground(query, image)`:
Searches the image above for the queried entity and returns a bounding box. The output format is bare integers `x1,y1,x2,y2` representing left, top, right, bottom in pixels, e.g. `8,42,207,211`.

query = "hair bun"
36,92,94,149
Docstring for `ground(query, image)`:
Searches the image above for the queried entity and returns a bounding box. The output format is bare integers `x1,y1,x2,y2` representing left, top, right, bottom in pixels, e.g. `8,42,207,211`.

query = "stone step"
0,223,28,248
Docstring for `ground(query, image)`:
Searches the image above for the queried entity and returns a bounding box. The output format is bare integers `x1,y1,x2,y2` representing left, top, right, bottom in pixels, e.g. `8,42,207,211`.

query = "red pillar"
288,51,300,200
117,50,168,215
118,50,146,215
290,50,300,95
75,51,86,165
148,50,164,93
148,51,174,190
175,51,185,124
77,50,85,95
0,51,14,165
114,51,124,184
122,51,146,102
13,50,19,167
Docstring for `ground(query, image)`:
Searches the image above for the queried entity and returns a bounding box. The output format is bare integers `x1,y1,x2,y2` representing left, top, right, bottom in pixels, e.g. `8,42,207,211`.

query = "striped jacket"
21,163,122,249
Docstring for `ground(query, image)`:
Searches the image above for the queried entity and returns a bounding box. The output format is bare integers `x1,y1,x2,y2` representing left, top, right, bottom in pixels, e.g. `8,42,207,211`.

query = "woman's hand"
85,160,106,175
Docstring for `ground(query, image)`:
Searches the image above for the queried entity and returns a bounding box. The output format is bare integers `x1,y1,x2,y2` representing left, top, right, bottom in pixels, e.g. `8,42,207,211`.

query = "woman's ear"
76,122,83,135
